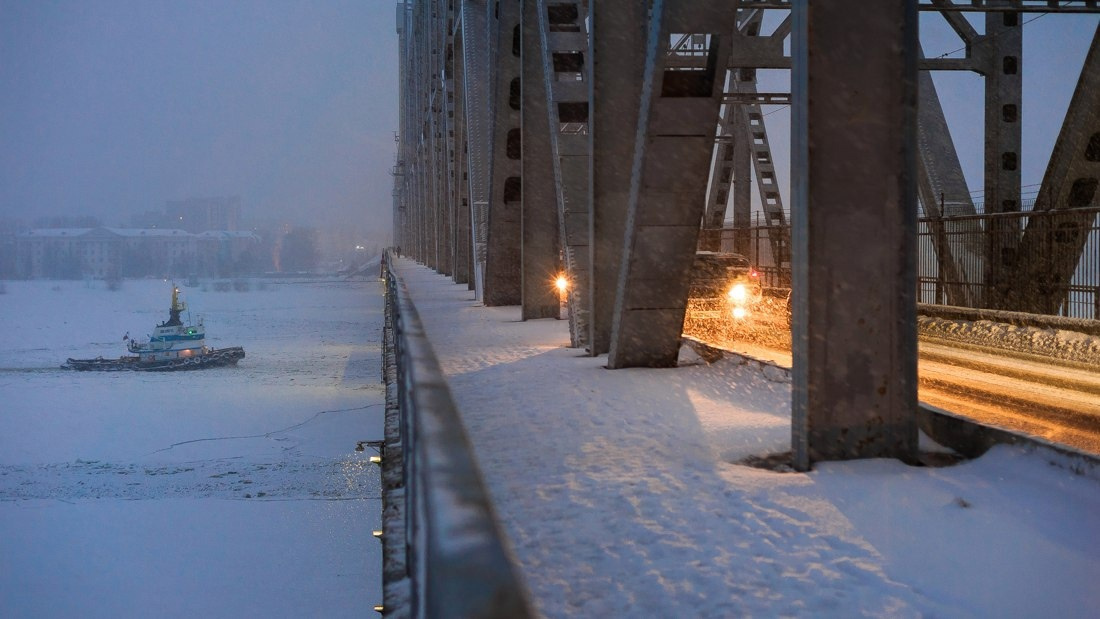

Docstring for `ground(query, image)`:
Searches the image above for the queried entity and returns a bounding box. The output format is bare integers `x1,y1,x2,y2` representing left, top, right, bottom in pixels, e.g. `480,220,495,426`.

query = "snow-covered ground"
0,276,385,618
918,314,1100,366
392,257,1100,618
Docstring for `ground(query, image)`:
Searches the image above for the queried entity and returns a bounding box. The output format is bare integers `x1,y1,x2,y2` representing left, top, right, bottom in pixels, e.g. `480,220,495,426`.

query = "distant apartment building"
14,227,260,279
0,233,15,278
195,230,265,275
164,196,241,233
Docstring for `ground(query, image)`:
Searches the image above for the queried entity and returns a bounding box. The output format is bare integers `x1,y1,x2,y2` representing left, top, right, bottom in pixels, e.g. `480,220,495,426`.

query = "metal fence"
381,251,534,618
729,207,1100,319
917,208,1100,319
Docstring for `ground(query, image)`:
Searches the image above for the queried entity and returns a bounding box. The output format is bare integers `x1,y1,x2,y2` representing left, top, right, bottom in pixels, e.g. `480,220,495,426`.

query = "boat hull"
62,347,245,372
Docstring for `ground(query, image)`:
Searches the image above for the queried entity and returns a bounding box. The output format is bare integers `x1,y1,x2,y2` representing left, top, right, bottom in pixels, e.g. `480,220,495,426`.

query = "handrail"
382,249,535,619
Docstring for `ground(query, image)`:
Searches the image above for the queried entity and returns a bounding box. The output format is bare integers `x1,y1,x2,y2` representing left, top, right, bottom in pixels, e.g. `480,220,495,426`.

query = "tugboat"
62,285,245,371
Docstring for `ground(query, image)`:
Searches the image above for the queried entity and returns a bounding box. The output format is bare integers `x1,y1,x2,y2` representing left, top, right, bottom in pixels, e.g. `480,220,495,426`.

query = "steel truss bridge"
392,1,1100,470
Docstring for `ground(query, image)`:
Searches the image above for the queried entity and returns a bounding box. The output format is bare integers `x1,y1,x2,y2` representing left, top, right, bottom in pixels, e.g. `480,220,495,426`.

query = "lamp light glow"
728,283,748,303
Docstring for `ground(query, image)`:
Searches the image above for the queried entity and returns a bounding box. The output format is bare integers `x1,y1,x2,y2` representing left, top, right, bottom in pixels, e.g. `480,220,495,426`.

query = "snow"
919,315,1100,366
392,257,1100,618
0,275,385,618
3,264,1098,618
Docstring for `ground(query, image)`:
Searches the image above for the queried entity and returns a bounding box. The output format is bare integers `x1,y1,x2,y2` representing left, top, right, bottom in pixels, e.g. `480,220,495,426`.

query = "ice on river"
0,276,385,618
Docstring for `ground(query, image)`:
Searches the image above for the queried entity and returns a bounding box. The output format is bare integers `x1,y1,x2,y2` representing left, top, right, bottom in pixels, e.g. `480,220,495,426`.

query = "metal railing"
381,250,534,618
729,207,1100,320
917,207,1100,319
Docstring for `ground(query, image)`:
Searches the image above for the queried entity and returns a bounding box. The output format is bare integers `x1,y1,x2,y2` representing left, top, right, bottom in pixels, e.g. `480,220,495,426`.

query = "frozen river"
0,276,384,618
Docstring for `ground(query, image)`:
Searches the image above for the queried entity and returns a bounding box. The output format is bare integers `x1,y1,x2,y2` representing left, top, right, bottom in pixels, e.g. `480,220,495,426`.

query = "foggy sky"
1,3,1097,241
0,0,398,238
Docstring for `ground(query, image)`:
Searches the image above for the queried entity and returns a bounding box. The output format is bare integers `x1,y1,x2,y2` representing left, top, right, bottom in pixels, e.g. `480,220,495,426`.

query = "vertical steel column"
401,1,421,261
461,0,492,297
702,74,733,253
520,0,561,319
428,1,442,270
730,94,752,255
431,2,444,272
418,2,436,265
452,14,473,286
537,0,591,348
733,89,791,271
606,2,735,369
790,0,918,470
418,156,430,262
982,6,1023,308
411,2,426,263
588,0,646,355
437,0,455,276
430,85,444,271
484,0,524,305
395,3,410,253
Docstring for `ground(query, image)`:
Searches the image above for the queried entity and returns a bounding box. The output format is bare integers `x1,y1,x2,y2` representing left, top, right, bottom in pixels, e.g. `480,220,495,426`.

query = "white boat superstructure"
62,284,245,371
126,286,207,363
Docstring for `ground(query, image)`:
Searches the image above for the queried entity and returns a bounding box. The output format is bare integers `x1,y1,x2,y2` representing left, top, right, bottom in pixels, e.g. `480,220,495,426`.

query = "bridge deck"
390,256,1099,618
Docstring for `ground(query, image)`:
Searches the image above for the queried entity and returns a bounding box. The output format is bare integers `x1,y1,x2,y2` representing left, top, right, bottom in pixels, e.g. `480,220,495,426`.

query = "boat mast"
165,284,185,327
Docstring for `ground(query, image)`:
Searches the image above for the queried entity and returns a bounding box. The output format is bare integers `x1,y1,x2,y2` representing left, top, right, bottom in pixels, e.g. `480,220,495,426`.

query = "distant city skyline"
0,0,398,238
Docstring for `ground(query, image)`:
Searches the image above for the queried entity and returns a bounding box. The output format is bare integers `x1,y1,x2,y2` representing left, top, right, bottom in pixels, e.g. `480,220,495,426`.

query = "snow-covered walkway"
394,257,1099,618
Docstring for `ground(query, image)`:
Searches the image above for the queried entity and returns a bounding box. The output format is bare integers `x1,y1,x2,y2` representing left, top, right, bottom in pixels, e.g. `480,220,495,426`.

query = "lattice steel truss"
394,0,1100,470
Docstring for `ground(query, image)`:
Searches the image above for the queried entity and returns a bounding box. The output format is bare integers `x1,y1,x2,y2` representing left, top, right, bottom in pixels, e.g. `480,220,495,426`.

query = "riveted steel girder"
982,5,1024,308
